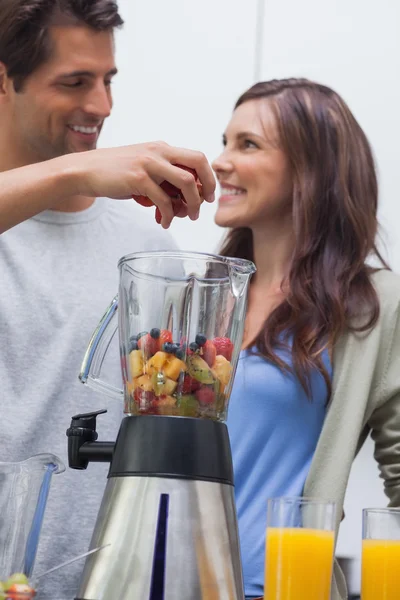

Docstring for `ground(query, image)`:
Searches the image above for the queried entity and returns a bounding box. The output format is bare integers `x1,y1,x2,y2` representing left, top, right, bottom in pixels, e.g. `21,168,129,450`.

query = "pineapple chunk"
135,374,153,392
212,355,232,386
129,350,145,378
163,356,187,381
146,351,169,375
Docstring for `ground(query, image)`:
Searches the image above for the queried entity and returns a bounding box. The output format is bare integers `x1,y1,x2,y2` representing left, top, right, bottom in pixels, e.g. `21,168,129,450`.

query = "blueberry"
171,343,180,354
150,328,161,339
137,331,148,339
129,340,139,352
175,348,185,359
195,334,207,347
129,334,138,342
189,342,199,352
162,342,174,353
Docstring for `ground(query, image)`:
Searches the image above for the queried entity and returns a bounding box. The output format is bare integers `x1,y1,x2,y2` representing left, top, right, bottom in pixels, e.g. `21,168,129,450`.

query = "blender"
66,250,255,600
0,454,64,598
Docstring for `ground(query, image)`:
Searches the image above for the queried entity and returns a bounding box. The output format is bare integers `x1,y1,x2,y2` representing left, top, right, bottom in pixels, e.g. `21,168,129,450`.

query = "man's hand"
65,141,216,228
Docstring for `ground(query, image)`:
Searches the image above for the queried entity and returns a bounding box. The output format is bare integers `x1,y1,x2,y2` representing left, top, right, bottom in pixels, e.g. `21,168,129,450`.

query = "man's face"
4,25,117,163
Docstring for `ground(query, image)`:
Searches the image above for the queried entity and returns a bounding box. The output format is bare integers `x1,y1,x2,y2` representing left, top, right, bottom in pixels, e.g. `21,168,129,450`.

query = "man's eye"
62,81,83,88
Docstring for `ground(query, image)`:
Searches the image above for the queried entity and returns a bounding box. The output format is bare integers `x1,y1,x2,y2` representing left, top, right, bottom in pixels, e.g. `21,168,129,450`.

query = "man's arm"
0,142,216,233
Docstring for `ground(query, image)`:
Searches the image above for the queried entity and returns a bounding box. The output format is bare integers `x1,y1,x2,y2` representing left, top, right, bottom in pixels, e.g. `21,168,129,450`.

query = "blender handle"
79,295,124,401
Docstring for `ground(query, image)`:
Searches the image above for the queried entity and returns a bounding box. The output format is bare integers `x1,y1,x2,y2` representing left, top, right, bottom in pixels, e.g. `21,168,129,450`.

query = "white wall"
100,0,400,594
100,0,260,253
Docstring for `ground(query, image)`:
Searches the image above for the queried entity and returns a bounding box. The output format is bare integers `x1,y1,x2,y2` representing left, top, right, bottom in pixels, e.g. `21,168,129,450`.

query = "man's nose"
83,83,112,120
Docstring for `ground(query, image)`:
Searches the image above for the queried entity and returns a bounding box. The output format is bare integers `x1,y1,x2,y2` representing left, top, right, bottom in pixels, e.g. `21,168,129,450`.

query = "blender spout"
229,259,256,298
66,409,114,470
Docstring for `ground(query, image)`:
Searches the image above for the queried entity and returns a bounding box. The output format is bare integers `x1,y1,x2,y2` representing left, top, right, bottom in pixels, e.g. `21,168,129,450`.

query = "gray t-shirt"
0,198,177,599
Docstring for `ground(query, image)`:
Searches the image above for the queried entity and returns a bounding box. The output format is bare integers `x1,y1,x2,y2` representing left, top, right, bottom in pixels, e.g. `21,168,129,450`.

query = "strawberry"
137,333,158,357
134,164,203,225
195,387,215,406
159,329,173,349
202,339,216,367
132,195,154,207
212,337,234,362
155,198,183,224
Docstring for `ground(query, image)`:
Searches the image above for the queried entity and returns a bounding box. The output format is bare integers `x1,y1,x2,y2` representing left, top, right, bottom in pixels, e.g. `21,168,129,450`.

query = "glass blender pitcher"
69,251,255,600
0,454,64,594
80,250,256,421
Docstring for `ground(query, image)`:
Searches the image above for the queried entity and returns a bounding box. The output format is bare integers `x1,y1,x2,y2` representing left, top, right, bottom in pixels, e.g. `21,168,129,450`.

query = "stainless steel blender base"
75,476,244,600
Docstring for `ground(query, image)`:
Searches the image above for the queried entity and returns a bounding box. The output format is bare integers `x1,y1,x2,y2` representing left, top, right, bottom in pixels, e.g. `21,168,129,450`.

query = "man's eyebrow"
56,67,118,78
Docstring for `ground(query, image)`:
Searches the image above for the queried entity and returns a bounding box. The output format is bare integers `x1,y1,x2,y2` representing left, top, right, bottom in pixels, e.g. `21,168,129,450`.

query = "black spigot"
66,409,115,470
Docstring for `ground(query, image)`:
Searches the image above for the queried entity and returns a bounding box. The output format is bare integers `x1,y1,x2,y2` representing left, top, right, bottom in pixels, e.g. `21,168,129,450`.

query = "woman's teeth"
221,188,245,195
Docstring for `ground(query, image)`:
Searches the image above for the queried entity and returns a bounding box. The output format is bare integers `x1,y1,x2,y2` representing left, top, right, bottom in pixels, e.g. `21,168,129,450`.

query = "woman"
212,78,400,600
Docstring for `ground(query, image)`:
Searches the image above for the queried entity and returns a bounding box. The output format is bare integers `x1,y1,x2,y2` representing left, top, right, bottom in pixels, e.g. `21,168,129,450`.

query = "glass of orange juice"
264,496,336,600
361,507,400,599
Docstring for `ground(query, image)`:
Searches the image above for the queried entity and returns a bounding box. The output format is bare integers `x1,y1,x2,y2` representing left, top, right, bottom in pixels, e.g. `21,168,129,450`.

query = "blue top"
227,347,331,598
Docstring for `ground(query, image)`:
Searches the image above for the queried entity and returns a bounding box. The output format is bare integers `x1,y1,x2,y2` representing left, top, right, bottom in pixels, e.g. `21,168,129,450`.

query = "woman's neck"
251,218,294,290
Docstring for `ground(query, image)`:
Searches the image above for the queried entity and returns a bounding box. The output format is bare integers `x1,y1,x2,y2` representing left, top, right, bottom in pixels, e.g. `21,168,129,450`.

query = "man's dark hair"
0,0,124,91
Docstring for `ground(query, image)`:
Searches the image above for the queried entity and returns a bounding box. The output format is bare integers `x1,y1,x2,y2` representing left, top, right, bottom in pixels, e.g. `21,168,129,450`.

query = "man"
0,1,215,598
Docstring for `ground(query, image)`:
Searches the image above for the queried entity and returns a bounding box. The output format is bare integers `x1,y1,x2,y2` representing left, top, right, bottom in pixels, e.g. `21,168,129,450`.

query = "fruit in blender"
137,333,159,358
201,340,217,367
187,355,215,384
178,394,199,417
151,372,177,397
212,337,234,362
146,351,168,375
163,356,187,380
211,355,232,387
129,350,144,378
195,387,216,406
126,328,234,419
135,374,153,391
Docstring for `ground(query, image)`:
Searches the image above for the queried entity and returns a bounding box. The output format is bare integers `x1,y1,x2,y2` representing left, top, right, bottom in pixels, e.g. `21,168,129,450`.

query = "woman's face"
212,99,293,230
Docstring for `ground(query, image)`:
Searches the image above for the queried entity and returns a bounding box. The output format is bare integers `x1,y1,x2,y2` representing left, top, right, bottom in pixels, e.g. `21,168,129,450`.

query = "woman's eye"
243,139,258,149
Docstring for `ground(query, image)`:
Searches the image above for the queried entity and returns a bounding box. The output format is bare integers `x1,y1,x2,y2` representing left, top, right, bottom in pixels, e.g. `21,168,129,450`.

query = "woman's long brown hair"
220,78,389,396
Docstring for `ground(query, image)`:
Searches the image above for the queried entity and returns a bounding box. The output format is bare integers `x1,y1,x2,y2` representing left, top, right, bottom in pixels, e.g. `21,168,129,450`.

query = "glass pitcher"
0,454,64,584
80,251,255,421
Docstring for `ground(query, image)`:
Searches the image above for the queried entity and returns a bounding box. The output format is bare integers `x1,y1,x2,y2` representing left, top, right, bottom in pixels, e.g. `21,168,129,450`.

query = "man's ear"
0,62,10,96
